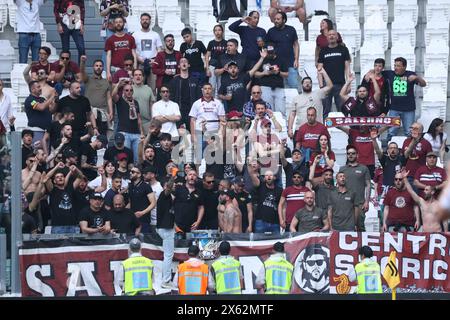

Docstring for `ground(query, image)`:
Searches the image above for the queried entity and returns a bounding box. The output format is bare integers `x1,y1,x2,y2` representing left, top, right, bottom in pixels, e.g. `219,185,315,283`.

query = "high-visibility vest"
264,257,294,294
212,257,241,294
122,256,154,295
178,261,209,295
355,260,383,294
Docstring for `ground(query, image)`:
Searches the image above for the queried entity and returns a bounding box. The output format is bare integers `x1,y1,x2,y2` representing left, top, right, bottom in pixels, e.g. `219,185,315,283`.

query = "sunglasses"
306,260,324,267
394,178,403,181
61,57,70,60
347,152,356,155
124,63,133,67
38,72,46,76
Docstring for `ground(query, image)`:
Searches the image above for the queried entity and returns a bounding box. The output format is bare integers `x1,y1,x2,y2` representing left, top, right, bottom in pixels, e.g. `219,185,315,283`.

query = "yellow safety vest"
264,257,293,294
122,256,154,295
212,257,241,294
355,260,382,294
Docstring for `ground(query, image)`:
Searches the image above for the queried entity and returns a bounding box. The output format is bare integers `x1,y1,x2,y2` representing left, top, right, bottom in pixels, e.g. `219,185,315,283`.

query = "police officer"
175,245,208,295
348,246,383,294
255,241,293,294
208,241,243,294
119,238,155,296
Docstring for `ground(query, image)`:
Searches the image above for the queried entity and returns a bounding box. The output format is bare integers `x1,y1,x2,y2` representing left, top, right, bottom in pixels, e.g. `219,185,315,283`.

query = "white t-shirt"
150,181,163,226
423,132,447,154
88,176,129,197
0,94,13,132
189,98,225,132
152,100,181,138
290,88,327,129
16,0,44,33
132,29,162,60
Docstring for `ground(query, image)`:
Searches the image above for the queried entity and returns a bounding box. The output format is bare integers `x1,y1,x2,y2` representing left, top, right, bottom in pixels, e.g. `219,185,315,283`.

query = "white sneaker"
160,282,174,289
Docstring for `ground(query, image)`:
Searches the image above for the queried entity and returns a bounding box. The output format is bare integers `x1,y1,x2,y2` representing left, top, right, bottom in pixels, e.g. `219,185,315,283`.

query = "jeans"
193,130,215,165
208,65,220,98
191,71,207,86
261,86,286,114
254,219,280,234
322,84,343,119
286,67,299,90
156,228,175,283
386,109,415,142
51,225,80,234
60,24,85,61
18,33,41,64
120,131,140,164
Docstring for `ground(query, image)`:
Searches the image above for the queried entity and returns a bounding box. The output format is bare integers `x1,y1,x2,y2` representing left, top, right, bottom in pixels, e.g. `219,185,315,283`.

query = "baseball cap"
226,110,243,119
89,192,104,200
63,149,77,159
232,176,245,185
292,148,303,155
219,189,233,198
114,133,125,145
260,118,271,127
426,151,438,157
142,165,157,174
117,152,128,161
227,60,238,67
95,135,108,149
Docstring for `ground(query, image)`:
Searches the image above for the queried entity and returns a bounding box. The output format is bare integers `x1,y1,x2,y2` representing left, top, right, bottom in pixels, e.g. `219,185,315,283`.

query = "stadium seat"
156,0,181,28
41,41,59,63
161,17,185,51
391,18,416,48
393,0,418,26
363,0,388,24
308,14,328,42
125,15,140,34
305,0,328,16
335,0,359,25
424,20,449,47
10,63,29,104
195,16,219,45
390,40,415,71
7,0,16,31
246,0,271,16
426,0,450,24
284,88,299,113
0,40,15,77
364,10,388,51
0,0,7,32
128,0,157,29
337,16,361,52
189,0,215,29
359,40,385,79
298,41,317,86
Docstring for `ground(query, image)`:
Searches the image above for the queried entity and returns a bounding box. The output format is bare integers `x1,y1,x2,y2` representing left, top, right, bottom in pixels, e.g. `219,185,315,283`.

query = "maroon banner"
324,116,401,127
19,232,450,296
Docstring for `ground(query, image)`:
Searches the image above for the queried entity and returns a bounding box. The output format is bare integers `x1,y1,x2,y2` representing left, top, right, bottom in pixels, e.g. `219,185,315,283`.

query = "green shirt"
328,188,357,231
338,164,370,205
85,76,111,112
132,84,155,125
294,206,326,233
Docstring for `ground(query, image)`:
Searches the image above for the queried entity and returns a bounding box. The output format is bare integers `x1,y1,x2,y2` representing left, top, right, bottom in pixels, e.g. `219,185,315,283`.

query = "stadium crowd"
0,1,448,243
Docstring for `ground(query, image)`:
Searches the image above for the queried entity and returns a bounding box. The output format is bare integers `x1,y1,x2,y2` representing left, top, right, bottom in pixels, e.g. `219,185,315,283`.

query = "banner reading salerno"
19,232,450,296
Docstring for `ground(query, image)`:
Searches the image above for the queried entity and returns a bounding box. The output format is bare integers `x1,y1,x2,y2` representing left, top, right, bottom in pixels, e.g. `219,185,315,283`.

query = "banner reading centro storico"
19,232,450,296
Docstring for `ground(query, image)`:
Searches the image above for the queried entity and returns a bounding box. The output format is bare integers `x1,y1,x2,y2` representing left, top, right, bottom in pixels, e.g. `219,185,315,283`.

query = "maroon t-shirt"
309,150,336,177
349,128,375,166
316,32,343,49
296,122,330,150
402,137,433,178
105,34,136,69
31,61,56,75
384,188,416,226
282,186,310,224
414,165,446,198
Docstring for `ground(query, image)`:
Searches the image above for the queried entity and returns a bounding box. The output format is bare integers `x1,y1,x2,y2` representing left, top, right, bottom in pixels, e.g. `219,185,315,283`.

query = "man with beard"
327,172,358,231
243,85,273,121
80,135,108,181
22,154,41,195
218,189,242,233
80,55,113,137
44,107,74,154
105,16,137,82
340,72,382,117
290,191,329,233
79,192,111,234
173,169,204,233
23,62,58,103
132,69,156,136
52,50,82,95
132,13,162,88
278,171,310,231
142,118,163,149
414,152,447,198
55,123,84,158
309,166,334,211
296,244,329,293
199,172,219,230
140,144,155,169
30,46,56,81
248,167,282,234
22,129,35,169
232,177,253,233
58,81,98,139
109,194,141,235
218,50,267,112
338,146,371,231
152,86,181,139
288,68,333,133
383,172,419,232
215,39,248,80
104,133,133,164
153,34,182,92
128,165,156,234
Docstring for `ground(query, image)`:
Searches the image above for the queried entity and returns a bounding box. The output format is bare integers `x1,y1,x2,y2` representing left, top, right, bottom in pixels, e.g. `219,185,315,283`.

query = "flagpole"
392,288,396,300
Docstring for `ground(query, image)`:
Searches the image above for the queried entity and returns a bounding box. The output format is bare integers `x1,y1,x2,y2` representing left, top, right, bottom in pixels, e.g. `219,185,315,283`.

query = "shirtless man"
24,62,58,105
218,190,242,233
402,170,447,232
22,153,42,195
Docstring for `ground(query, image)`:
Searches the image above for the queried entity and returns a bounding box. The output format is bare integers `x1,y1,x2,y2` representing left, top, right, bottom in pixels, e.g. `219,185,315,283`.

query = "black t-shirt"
219,73,251,112
109,208,140,234
116,169,131,181
382,70,417,111
22,212,37,233
104,188,125,208
49,186,77,226
24,95,52,130
258,56,288,88
78,206,110,229
57,96,92,133
179,77,192,119
255,183,282,224
266,25,298,67
180,40,207,73
217,52,248,74
156,192,175,229
380,154,407,186
162,52,178,87
128,180,153,224
283,161,309,187
116,97,140,134
207,39,228,67
200,187,219,229
318,45,351,85
48,121,63,150
81,143,98,181
73,188,90,214
173,185,202,231
22,145,34,169
103,146,134,164
56,137,82,159
235,191,252,231
154,147,172,177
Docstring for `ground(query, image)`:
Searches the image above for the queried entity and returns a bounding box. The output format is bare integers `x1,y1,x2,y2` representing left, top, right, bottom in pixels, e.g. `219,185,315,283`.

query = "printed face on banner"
294,244,330,293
